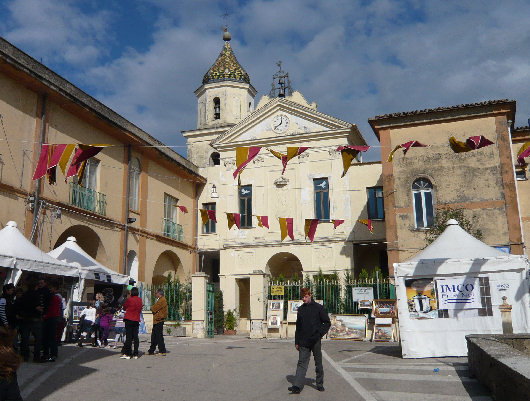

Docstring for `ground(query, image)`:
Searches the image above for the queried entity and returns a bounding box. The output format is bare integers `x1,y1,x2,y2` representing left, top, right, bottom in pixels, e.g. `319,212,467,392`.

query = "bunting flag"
279,217,294,241
58,144,76,176
304,219,319,242
233,147,262,182
332,219,345,229
517,142,530,166
336,145,370,177
66,144,109,181
387,140,426,162
207,209,216,222
47,144,69,185
177,205,188,213
268,147,310,174
449,136,494,153
32,144,50,180
226,213,241,229
358,219,374,234
256,215,269,228
200,209,209,225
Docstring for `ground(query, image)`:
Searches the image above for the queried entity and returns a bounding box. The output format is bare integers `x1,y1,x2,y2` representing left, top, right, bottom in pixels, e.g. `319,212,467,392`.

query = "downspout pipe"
31,94,47,244
194,182,200,273
122,144,132,276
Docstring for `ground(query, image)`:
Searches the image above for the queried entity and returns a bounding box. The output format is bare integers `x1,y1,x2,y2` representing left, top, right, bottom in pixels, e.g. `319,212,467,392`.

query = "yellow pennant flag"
279,217,288,241
449,136,470,153
200,209,209,226
58,144,76,176
226,213,235,229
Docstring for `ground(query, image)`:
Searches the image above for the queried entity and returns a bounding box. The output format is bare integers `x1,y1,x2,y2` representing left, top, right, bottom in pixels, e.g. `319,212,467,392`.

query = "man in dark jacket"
289,287,331,394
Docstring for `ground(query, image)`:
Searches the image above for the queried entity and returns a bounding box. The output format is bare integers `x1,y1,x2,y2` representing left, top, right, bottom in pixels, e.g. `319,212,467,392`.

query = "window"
129,158,141,211
203,203,216,234
367,187,384,220
515,166,527,181
314,178,330,221
164,194,178,223
412,178,434,228
210,152,220,166
80,158,99,190
478,276,493,316
239,185,252,228
213,97,220,120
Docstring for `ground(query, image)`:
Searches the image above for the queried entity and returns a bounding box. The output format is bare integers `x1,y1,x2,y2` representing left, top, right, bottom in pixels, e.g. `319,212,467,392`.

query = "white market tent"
0,221,79,284
395,219,530,358
48,236,129,293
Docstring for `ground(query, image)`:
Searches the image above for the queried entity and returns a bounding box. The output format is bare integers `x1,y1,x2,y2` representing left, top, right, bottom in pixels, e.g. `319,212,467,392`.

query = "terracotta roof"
202,41,250,85
369,99,515,121
514,126,530,131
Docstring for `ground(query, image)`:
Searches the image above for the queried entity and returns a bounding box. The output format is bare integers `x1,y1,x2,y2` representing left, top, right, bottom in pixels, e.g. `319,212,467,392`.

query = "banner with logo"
436,277,481,310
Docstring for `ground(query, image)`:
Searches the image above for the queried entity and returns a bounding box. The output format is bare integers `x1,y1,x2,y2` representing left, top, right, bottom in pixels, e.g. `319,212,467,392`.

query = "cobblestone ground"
17,334,492,401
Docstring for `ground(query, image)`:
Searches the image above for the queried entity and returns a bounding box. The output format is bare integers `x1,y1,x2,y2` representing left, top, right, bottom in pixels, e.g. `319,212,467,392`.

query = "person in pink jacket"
98,307,113,347
120,287,142,359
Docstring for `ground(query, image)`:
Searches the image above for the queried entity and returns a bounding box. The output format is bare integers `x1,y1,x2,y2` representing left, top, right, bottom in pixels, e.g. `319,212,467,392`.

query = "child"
98,307,113,348
112,309,125,349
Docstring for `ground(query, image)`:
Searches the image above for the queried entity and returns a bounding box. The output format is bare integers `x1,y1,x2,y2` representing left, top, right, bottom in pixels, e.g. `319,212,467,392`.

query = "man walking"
148,289,168,356
289,287,330,394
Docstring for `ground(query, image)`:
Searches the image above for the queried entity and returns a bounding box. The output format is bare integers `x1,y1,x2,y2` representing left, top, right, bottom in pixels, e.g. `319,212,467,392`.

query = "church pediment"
211,96,355,150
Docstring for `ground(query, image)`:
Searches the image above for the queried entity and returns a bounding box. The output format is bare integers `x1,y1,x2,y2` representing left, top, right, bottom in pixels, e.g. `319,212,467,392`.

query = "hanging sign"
352,287,374,303
270,285,284,296
436,277,481,310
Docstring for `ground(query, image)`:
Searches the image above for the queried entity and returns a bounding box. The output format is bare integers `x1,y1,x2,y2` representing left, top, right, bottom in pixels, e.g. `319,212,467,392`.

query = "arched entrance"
54,225,108,265
266,252,303,280
127,250,138,283
152,250,183,285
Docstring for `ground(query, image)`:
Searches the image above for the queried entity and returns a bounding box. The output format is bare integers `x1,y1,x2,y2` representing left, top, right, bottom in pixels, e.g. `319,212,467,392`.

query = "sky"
1,0,529,162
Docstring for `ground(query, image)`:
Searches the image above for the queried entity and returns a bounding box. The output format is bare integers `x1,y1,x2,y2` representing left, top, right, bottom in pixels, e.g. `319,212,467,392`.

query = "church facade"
183,31,384,330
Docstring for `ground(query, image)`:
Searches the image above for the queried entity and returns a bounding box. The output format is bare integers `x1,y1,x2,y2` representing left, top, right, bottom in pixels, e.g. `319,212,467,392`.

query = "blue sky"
1,0,530,161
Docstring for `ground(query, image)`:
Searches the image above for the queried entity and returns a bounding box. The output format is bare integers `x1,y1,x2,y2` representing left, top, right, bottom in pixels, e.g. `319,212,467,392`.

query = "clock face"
272,114,290,133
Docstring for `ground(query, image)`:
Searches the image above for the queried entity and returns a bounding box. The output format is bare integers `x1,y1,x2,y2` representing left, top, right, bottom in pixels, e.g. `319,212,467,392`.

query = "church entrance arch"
53,225,108,265
152,250,183,285
266,252,303,281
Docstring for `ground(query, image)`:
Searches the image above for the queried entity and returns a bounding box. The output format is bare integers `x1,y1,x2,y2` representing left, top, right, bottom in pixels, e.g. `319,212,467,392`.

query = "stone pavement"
17,334,492,401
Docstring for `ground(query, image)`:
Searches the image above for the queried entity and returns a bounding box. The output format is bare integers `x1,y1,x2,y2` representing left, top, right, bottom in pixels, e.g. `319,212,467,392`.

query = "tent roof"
408,219,505,262
0,221,78,277
48,237,129,284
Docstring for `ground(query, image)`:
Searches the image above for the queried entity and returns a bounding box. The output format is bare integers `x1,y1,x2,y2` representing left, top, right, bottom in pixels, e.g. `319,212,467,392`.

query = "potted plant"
214,290,224,335
224,309,236,335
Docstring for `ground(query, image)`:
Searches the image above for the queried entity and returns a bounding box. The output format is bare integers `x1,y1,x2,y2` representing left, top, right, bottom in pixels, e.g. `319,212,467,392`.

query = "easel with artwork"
372,299,397,342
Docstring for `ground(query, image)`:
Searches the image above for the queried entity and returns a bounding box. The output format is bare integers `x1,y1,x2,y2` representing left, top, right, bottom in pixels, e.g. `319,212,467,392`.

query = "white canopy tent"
48,236,129,301
0,221,79,284
395,219,530,358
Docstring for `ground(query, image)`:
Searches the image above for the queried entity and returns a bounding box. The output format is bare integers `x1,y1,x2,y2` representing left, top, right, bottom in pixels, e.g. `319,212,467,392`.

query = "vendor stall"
395,219,530,358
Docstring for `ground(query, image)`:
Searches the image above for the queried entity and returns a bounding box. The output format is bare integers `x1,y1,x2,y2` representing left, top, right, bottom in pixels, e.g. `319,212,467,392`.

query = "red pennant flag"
206,209,216,223
388,140,426,161
48,144,68,169
286,217,294,240
33,144,50,180
66,144,109,180
466,135,493,150
234,213,241,229
233,147,262,180
269,147,310,174
177,205,188,213
304,219,319,242
332,219,344,229
256,216,269,229
336,145,370,177
358,219,374,234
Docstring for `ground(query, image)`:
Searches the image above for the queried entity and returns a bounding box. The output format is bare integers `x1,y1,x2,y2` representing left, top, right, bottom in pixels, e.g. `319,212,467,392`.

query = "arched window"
210,152,220,166
129,158,141,211
412,178,434,228
213,97,220,120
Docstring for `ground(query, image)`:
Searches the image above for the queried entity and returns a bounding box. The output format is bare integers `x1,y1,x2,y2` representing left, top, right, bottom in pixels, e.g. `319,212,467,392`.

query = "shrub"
225,310,236,331
214,290,224,333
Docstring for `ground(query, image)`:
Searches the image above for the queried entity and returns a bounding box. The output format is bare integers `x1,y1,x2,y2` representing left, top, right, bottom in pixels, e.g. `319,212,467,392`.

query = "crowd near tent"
395,219,530,358
0,221,79,284
48,236,129,301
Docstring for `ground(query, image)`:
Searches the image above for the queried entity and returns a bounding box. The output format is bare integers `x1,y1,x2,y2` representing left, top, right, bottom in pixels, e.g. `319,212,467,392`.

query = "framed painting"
329,314,366,340
358,300,373,309
373,325,393,342
268,314,281,329
372,299,397,318
287,300,303,322
268,300,283,311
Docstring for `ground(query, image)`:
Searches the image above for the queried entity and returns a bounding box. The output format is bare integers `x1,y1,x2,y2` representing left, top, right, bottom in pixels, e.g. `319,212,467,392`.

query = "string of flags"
449,135,493,153
268,147,309,175
517,142,530,167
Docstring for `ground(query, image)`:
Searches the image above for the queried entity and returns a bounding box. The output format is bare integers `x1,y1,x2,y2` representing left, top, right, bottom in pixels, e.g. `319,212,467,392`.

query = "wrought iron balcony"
162,218,183,241
69,183,107,216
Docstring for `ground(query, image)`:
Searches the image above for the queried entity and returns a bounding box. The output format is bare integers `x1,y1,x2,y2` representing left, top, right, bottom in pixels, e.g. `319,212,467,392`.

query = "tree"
425,207,483,245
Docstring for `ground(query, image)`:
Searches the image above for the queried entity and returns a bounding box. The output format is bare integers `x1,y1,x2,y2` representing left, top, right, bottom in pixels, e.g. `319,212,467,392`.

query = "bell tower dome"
195,27,257,129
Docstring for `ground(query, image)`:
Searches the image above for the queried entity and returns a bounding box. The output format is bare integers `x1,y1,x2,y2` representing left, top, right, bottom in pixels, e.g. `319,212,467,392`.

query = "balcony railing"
162,218,183,241
69,183,107,216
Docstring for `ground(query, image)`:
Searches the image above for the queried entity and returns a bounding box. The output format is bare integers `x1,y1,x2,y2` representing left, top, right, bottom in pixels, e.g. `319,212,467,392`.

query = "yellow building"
0,36,205,292
183,31,384,332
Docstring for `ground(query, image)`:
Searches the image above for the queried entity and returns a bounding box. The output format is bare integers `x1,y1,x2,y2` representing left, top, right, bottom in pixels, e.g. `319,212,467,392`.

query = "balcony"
162,218,183,241
69,183,107,215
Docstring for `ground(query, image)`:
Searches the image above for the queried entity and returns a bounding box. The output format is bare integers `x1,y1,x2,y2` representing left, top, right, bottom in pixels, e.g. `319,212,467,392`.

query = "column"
249,270,267,339
192,272,208,338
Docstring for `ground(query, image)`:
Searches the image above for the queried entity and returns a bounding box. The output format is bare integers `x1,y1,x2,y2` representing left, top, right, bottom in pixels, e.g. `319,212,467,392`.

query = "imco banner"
436,277,481,309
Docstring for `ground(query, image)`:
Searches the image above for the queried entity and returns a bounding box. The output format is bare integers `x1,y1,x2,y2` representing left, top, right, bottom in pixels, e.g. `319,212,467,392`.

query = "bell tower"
194,27,257,129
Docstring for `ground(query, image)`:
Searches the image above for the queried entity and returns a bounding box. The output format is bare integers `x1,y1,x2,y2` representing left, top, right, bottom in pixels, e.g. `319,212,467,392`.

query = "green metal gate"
206,283,214,338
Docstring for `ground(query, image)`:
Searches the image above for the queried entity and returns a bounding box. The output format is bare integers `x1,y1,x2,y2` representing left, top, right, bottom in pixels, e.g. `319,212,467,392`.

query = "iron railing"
69,183,106,215
140,281,192,321
268,278,395,319
162,218,183,241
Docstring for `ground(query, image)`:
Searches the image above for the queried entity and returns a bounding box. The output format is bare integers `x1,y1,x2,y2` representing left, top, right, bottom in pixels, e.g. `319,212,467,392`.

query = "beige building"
0,36,205,291
513,124,530,255
369,100,526,275
183,31,384,332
